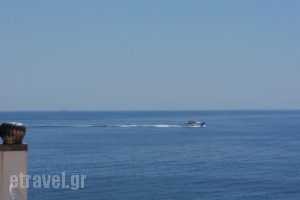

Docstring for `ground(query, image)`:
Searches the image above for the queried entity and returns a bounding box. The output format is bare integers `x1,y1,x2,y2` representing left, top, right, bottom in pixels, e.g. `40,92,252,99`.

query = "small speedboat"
183,120,206,128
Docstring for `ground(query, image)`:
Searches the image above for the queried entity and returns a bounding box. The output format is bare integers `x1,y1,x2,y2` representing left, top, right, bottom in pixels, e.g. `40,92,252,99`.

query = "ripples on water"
1,111,300,200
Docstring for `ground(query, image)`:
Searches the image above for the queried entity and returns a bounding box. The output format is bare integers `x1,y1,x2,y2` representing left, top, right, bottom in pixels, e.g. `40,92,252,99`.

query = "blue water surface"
1,111,300,200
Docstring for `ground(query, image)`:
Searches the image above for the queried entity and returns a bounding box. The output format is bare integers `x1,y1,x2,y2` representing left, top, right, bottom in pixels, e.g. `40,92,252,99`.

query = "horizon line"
1,108,300,112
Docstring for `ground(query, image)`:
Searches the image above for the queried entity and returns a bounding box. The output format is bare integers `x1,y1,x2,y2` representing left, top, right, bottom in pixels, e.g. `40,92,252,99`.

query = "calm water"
1,111,300,200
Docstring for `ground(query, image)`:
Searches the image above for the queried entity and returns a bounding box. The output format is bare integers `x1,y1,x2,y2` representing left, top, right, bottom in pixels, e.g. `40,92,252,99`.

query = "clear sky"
0,0,299,111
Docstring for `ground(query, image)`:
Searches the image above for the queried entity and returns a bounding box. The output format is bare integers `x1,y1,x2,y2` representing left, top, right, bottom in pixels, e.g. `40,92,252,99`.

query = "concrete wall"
0,145,27,200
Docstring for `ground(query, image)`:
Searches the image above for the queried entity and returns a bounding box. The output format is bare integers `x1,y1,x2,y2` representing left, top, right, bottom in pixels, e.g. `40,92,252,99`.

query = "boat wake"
29,124,184,128
115,124,181,128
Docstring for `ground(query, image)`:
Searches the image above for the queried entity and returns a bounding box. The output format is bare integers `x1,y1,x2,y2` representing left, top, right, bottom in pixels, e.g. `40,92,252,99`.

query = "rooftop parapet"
0,121,28,200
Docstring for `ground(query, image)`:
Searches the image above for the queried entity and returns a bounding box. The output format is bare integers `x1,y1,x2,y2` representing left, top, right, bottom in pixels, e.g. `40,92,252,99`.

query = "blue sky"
0,0,299,110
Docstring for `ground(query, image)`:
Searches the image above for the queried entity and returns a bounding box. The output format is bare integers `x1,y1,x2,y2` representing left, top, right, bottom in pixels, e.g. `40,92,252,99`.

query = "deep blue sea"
1,111,300,200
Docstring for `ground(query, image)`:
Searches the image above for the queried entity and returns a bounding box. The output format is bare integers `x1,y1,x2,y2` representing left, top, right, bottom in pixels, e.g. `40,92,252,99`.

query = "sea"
1,110,300,200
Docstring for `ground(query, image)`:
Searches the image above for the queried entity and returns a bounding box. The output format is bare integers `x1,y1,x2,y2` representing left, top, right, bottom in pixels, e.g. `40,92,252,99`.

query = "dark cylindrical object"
0,122,26,145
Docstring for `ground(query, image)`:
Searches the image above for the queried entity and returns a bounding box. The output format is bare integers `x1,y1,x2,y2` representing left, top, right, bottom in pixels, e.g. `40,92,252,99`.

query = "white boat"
183,120,206,128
